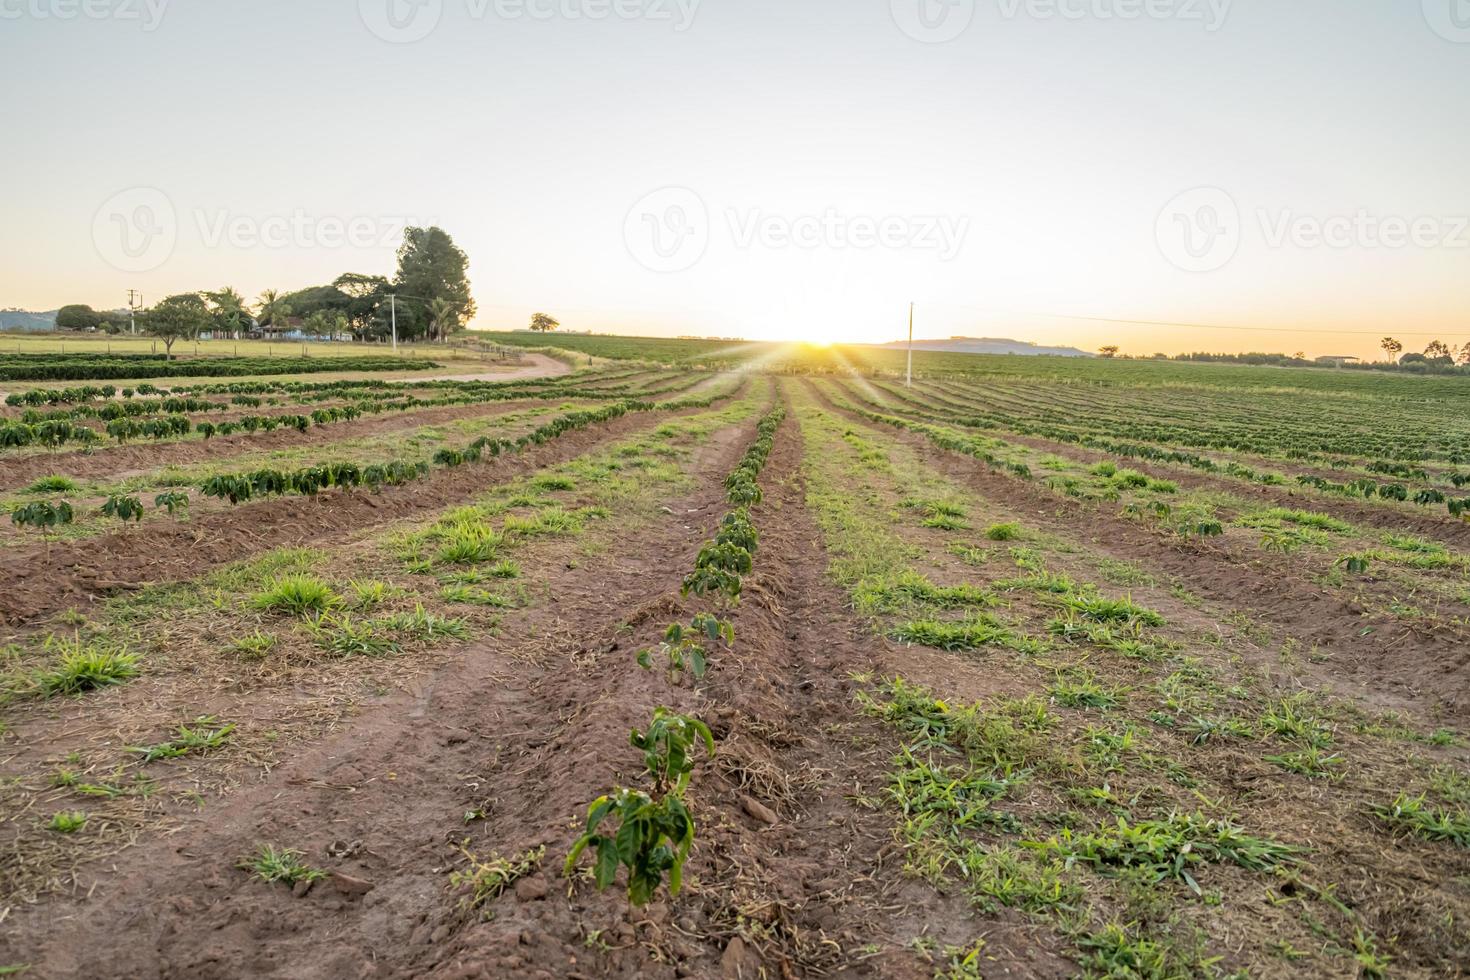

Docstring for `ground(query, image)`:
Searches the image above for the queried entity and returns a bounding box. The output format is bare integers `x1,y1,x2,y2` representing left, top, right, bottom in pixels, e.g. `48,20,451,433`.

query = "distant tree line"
54,226,475,356
1101,337,1470,375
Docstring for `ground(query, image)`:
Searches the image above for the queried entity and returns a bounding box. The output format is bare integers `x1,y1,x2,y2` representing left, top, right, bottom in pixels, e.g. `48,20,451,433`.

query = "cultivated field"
1,341,1467,979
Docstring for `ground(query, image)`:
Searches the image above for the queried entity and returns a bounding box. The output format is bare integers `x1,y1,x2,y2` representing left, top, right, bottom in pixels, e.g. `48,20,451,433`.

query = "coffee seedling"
637,614,734,682
101,494,144,524
154,490,190,516
565,709,715,906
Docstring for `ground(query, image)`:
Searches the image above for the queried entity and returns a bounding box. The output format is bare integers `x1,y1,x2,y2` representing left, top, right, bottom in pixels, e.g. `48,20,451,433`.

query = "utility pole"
127,290,142,335
389,294,398,353
906,302,915,388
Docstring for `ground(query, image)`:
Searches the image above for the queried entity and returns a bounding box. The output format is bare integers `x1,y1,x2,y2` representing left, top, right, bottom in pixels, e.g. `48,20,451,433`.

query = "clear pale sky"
2,0,1466,358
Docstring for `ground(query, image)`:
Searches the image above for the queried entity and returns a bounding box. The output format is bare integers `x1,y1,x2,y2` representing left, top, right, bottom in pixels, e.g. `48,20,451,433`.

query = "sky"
1,0,1467,359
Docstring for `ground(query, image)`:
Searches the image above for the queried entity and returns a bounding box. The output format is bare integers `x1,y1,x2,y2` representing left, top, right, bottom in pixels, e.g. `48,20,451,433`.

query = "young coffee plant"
154,490,190,516
564,787,697,906
101,493,145,524
637,613,734,682
682,541,752,600
12,500,74,553
565,709,715,906
632,708,716,797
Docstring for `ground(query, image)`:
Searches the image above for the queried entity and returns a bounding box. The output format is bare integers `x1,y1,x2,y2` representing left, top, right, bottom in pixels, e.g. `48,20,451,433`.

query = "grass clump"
1026,812,1296,894
26,475,79,493
532,474,576,492
891,615,1014,652
127,716,235,762
1265,746,1345,780
1371,794,1470,848
985,523,1022,542
239,843,327,885
230,630,277,660
33,637,140,697
855,571,995,615
440,585,515,608
384,603,470,641
432,521,505,565
449,845,546,917
251,574,342,617
1060,594,1164,627
47,810,87,833
504,507,584,537
1244,508,1352,534
310,614,400,658
346,579,399,610
1050,670,1124,710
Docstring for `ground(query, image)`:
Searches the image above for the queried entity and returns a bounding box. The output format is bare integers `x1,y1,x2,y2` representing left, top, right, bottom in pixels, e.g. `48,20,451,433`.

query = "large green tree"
393,227,474,340
141,294,211,358
332,273,393,341
55,305,105,331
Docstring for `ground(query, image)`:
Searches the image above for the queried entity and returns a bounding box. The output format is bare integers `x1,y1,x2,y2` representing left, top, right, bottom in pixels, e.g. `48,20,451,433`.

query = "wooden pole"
906,302,914,388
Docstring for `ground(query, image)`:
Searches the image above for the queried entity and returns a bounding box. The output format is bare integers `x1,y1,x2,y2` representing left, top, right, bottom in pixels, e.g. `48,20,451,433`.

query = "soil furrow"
0,393,740,629
806,379,1470,725
854,381,1470,552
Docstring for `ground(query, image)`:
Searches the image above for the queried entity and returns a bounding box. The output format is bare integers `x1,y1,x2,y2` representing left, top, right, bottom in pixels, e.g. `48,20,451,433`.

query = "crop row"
573,406,786,908
829,392,1034,482
917,377,1470,465
0,354,432,382
848,383,1470,525
184,382,734,507
0,376,653,453
196,402,647,506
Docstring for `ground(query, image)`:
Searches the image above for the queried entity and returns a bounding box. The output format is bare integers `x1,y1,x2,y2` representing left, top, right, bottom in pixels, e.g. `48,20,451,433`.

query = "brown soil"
846,380,1470,552
0,401,989,980
0,398,726,630
807,380,1470,726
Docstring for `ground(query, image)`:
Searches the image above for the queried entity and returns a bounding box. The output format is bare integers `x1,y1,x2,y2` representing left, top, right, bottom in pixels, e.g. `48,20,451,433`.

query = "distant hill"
868,336,1094,358
0,309,57,332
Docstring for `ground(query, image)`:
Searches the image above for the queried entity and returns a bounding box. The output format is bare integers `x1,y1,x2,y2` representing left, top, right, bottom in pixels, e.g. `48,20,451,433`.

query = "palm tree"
208,288,248,339
256,289,292,337
224,310,247,341
429,298,458,343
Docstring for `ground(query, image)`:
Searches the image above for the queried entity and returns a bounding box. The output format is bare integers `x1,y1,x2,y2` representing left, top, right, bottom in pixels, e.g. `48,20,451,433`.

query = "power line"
1011,312,1457,339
